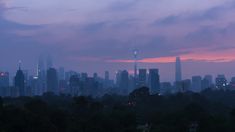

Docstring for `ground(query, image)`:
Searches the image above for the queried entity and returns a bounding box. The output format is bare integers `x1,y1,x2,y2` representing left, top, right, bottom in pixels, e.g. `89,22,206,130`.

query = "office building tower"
69,75,80,96
104,71,111,88
191,76,202,93
175,57,182,82
148,69,160,94
230,77,235,90
202,78,210,90
0,72,10,97
204,75,213,86
81,73,88,81
116,70,122,87
65,71,78,82
93,73,98,81
15,63,25,96
215,75,228,90
0,72,9,88
120,70,129,94
175,79,191,93
47,68,58,94
58,67,65,80
37,57,46,95
138,69,147,87
161,82,172,95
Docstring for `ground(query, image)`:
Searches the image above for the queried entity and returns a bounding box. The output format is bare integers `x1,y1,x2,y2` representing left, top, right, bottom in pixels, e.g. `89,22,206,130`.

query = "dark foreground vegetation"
1,88,235,132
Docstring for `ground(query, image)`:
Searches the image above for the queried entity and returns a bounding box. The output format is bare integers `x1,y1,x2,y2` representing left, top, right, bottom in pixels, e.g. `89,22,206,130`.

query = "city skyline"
2,56,235,83
1,0,235,81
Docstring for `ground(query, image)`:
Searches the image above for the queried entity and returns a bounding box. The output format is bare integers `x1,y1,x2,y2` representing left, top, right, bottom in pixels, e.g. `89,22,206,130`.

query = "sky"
1,0,235,82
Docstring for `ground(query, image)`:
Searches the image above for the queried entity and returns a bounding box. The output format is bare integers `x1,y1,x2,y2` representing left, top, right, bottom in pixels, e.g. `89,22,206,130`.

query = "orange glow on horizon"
108,49,235,63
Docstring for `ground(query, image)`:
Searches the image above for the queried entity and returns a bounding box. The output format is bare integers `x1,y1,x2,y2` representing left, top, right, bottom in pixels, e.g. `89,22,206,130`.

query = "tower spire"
18,60,22,70
133,50,138,79
175,56,182,82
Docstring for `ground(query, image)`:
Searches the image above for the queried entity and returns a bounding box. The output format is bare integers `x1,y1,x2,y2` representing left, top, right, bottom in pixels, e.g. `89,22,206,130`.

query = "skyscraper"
175,57,182,82
0,72,10,97
138,69,147,87
133,50,138,88
58,67,65,81
215,75,228,90
15,62,25,96
37,57,46,95
204,75,213,86
120,70,129,95
148,69,160,94
0,72,9,88
105,71,109,81
69,75,80,96
47,68,58,94
191,76,202,92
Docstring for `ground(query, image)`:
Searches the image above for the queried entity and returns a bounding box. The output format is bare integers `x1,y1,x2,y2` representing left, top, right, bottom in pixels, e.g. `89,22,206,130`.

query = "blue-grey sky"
1,0,235,81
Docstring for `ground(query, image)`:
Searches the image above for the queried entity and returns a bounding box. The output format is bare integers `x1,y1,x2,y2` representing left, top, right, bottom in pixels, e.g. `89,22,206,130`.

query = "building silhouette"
138,69,147,87
0,72,9,88
161,82,172,95
120,70,129,94
58,67,65,81
204,75,213,87
0,72,10,97
14,63,25,96
175,57,182,82
148,69,160,94
191,76,202,92
36,57,46,95
215,75,227,90
69,75,80,96
47,68,58,94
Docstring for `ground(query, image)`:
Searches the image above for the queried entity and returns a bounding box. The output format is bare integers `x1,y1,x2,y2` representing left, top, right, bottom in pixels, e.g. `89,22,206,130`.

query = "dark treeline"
1,88,235,132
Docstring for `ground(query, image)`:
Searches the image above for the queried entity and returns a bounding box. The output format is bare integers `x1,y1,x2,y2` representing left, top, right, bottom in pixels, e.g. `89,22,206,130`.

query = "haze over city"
1,0,235,81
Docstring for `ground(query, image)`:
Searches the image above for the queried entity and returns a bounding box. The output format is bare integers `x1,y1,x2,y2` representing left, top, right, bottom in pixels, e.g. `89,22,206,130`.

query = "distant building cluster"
0,56,234,97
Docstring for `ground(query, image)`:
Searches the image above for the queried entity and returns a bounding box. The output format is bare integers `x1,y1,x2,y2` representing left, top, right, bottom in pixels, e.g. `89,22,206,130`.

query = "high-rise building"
15,63,25,96
47,68,58,94
65,71,78,82
105,71,109,81
148,69,160,94
202,78,210,90
204,75,213,86
175,79,191,93
81,73,88,81
104,71,111,88
120,70,129,94
175,57,182,82
230,77,235,90
37,57,46,95
161,82,172,95
191,76,202,93
0,72,10,97
58,67,65,81
93,73,98,81
69,75,80,96
0,72,9,88
138,69,147,87
215,75,228,90
116,70,122,87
